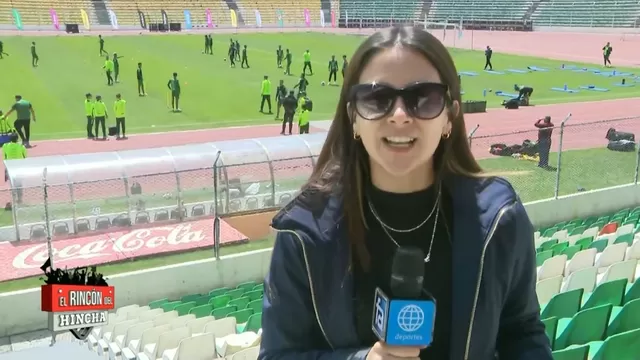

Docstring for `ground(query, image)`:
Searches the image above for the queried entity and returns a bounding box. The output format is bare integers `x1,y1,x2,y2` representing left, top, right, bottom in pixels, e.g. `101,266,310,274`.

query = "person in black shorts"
280,91,297,135
514,84,533,105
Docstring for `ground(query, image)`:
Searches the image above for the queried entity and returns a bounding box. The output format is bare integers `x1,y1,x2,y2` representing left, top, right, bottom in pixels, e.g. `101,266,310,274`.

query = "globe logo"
397,305,424,332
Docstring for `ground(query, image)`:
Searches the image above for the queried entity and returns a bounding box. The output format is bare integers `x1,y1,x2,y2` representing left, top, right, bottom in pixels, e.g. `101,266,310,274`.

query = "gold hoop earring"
442,132,451,139
353,133,361,140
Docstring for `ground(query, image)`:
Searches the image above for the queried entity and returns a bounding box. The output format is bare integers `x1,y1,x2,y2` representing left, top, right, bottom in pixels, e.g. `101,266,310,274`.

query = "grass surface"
0,33,638,140
0,236,275,293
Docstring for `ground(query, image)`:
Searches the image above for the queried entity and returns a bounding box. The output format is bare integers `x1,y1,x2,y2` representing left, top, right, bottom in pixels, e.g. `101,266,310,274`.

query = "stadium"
0,0,639,358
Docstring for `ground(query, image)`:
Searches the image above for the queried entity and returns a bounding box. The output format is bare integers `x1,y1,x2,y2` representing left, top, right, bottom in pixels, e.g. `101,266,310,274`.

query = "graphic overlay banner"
183,10,192,29
108,9,118,30
137,10,147,29
319,10,325,28
303,9,311,27
80,9,90,30
11,9,23,30
276,9,284,27
206,8,213,28
331,11,336,28
161,10,169,27
255,10,262,27
49,9,59,30
40,259,114,341
230,10,238,28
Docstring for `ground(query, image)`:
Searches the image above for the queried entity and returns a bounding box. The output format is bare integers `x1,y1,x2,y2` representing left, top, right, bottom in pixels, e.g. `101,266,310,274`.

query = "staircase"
421,0,434,21
92,0,111,25
224,0,245,26
524,0,547,21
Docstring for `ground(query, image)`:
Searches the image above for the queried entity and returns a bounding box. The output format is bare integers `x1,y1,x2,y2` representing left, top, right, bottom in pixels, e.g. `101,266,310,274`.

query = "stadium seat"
561,266,597,293
606,298,640,338
239,313,262,333
541,288,584,320
565,248,597,276
542,316,558,349
229,297,251,309
212,305,237,318
108,321,154,360
554,304,612,351
189,304,214,318
162,332,216,360
229,345,260,359
122,323,172,360
581,278,627,310
538,254,567,281
587,328,640,359
139,326,191,360
551,344,589,360
201,317,238,338
169,314,196,329
210,294,232,308
537,276,563,305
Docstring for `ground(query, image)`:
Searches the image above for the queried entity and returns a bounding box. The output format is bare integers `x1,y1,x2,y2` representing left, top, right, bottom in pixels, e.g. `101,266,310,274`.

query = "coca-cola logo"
12,224,207,269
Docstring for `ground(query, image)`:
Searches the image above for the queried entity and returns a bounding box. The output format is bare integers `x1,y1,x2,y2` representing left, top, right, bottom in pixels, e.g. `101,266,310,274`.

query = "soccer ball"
223,58,227,61
321,81,326,86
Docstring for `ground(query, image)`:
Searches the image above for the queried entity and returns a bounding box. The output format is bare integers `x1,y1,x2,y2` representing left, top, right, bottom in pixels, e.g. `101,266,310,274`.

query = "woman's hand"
366,341,422,359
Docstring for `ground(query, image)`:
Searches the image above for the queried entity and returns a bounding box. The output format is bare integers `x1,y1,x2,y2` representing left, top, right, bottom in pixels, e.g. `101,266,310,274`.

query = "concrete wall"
1,182,639,337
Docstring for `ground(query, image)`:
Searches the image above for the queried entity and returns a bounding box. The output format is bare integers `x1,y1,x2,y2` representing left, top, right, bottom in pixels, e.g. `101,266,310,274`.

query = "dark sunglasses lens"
354,85,395,120
408,84,447,119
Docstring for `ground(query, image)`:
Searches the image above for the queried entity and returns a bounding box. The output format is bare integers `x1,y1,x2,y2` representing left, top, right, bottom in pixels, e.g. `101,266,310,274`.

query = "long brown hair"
302,27,482,270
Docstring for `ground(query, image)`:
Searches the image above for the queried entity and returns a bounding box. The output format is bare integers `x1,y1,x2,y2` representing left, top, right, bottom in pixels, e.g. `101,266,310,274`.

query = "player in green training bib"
167,72,181,112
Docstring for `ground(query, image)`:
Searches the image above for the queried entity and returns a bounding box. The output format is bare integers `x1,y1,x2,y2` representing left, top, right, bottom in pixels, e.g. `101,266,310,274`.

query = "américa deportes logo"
39,258,115,340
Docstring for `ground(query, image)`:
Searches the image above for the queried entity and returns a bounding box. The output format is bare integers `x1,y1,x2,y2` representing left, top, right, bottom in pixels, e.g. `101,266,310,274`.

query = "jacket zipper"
463,202,515,360
274,229,335,350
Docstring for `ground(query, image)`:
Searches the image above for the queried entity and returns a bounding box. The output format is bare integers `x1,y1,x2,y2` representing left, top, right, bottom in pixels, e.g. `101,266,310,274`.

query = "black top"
353,183,453,359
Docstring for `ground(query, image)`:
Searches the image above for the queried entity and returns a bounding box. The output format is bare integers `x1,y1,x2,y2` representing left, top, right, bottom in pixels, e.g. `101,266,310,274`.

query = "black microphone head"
390,246,425,298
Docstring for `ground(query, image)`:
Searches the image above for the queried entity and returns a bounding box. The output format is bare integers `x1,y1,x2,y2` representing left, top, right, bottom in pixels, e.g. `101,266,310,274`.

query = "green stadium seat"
247,299,263,314
208,287,229,298
149,298,169,309
542,317,559,349
541,288,584,320
581,279,627,310
606,298,640,338
239,312,262,333
228,296,250,310
551,242,569,256
588,239,608,253
561,245,582,260
225,288,245,300
253,284,264,292
543,228,559,237
189,304,214,318
625,281,640,304
551,344,589,360
570,226,587,236
243,290,264,301
540,239,559,252
174,301,197,316
589,328,640,360
161,301,182,312
209,295,232,309
211,305,237,319
180,293,201,303
554,304,612,351
229,308,254,325
236,281,257,292
195,295,212,306
537,250,554,266
614,233,634,246
575,237,593,250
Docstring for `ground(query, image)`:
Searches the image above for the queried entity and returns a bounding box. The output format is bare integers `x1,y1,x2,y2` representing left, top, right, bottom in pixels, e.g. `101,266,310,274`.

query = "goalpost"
414,16,466,48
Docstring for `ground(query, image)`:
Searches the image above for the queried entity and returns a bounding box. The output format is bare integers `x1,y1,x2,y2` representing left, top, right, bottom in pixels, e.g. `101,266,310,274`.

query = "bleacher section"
427,0,530,22
531,0,640,28
535,206,640,357
74,204,640,359
339,0,423,23
86,281,264,359
238,0,322,26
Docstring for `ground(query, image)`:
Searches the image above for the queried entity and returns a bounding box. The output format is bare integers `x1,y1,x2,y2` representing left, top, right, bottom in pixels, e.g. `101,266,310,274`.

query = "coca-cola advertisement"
0,219,247,282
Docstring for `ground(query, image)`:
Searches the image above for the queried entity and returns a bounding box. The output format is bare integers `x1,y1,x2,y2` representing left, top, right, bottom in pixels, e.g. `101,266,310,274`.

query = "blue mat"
484,70,505,75
572,68,589,73
459,71,478,76
494,91,518,98
599,71,633,77
614,83,635,87
579,86,609,92
506,69,528,74
560,64,578,70
551,87,580,93
528,66,549,72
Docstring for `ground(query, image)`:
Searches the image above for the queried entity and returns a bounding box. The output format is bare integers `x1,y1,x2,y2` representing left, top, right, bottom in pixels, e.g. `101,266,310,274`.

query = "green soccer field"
0,32,639,140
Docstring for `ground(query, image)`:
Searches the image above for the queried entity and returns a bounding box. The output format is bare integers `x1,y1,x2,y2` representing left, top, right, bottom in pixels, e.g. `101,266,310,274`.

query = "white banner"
320,10,325,27
255,9,262,27
345,11,349,27
108,9,119,30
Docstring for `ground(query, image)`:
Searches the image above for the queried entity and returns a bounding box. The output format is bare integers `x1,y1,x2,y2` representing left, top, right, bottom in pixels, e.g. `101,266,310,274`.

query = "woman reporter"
259,27,551,360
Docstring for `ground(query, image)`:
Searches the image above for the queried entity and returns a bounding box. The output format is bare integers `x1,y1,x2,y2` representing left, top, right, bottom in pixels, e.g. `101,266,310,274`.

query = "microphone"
372,247,436,347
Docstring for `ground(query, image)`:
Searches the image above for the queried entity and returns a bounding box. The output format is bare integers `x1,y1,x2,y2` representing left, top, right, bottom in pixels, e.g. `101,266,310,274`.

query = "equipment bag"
607,140,636,152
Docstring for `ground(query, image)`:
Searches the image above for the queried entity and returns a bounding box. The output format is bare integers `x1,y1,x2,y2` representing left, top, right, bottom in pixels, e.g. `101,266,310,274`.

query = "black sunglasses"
348,82,449,121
